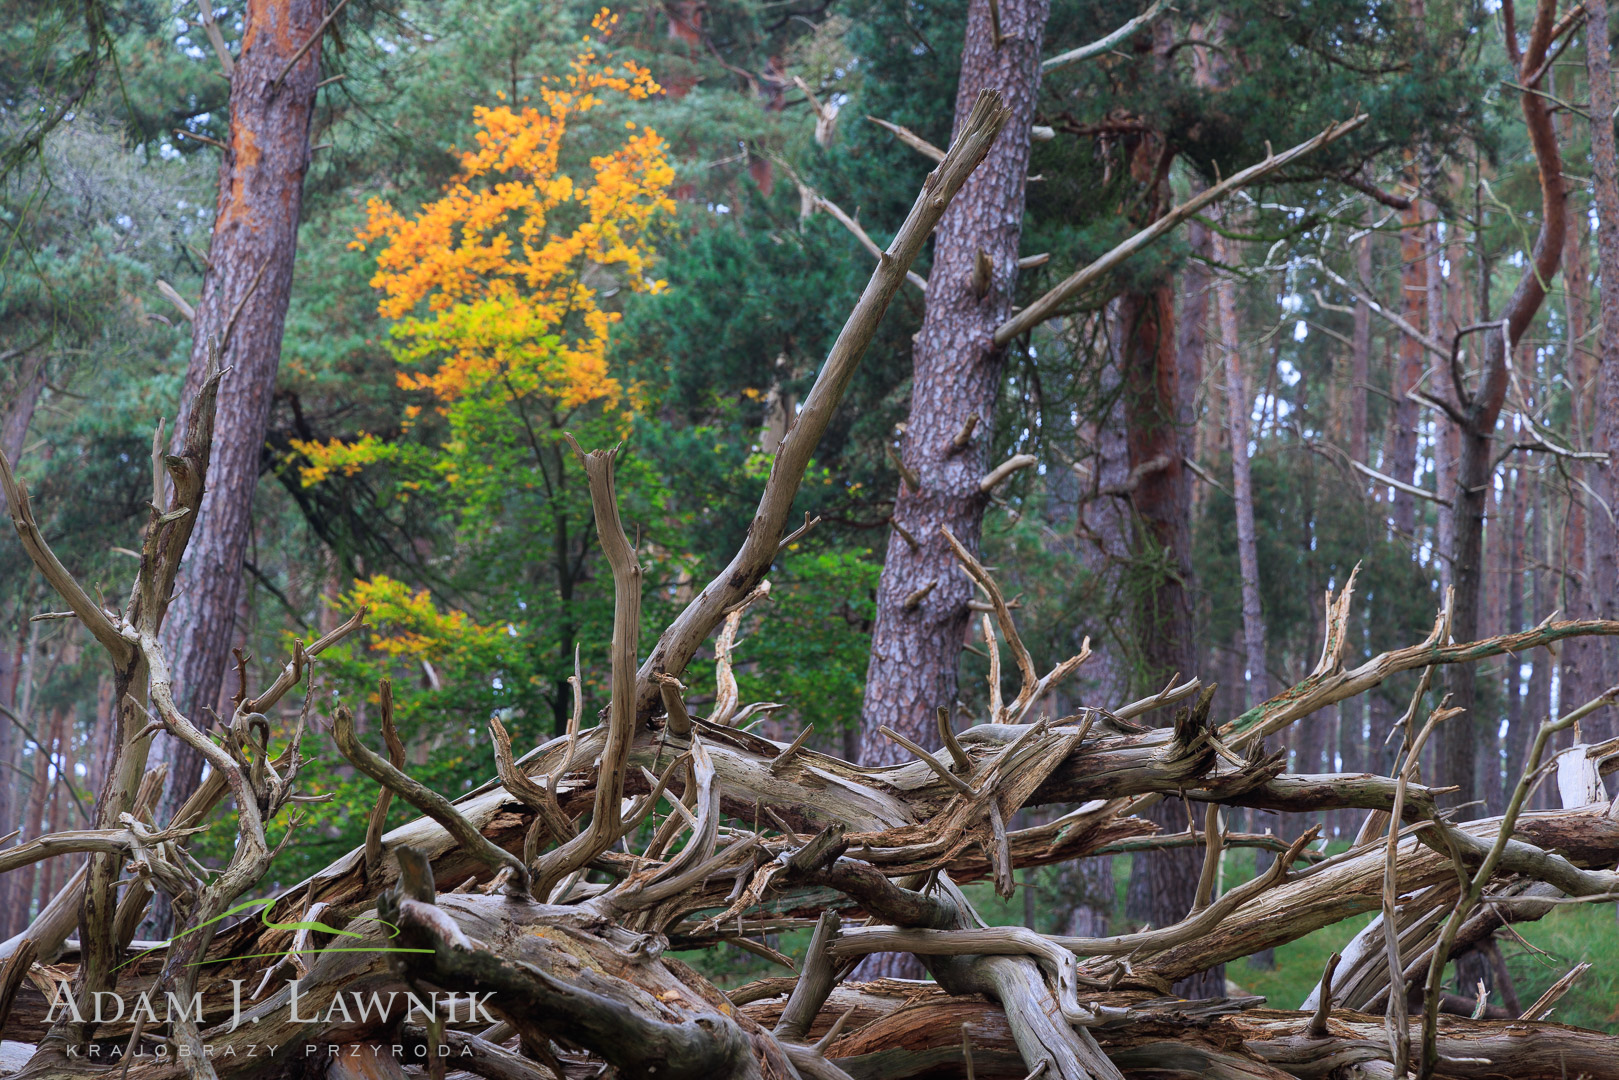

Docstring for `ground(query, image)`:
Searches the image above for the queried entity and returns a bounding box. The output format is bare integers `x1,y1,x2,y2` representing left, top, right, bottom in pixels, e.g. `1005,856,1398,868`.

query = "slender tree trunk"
1217,234,1269,710
1115,277,1222,997
1350,219,1372,467
1481,475,1509,815
1389,198,1428,539
0,623,40,936
1584,0,1619,741
857,0,1049,980
1425,200,1457,596
1525,485,1553,809
1501,467,1525,808
861,0,1049,755
14,708,55,930
0,353,47,912
1554,83,1600,727
37,711,68,910
150,0,327,841
1443,3,1566,807
1055,306,1135,945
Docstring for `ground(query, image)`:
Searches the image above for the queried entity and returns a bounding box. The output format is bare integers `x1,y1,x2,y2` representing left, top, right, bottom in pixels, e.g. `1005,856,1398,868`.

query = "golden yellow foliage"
347,575,506,661
294,9,674,483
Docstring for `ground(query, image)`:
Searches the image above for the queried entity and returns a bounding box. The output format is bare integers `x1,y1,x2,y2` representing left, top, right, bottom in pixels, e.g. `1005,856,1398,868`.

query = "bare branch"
364,679,406,883
996,115,1368,345
980,453,1038,493
864,114,945,161
943,526,1038,718
333,704,529,895
1042,0,1165,70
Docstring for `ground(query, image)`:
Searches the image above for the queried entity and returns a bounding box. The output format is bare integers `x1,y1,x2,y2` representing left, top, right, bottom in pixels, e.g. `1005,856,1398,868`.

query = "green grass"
1503,905,1619,1031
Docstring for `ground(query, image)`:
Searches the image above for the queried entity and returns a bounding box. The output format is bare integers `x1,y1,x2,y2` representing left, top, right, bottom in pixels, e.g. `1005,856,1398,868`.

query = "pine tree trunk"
1055,308,1135,945
0,352,47,929
1115,280,1222,997
1443,9,1566,808
1350,219,1372,467
1425,200,1458,596
857,0,1049,981
1217,232,1269,710
150,0,327,840
1583,0,1619,741
36,711,68,912
1482,478,1509,814
1502,466,1526,810
861,0,1049,755
14,708,55,931
1388,201,1428,539
1525,485,1553,809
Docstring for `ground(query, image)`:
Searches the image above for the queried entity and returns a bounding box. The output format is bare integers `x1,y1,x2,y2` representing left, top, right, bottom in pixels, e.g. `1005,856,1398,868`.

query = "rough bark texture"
1584,0,1619,743
1442,0,1566,808
862,0,1049,756
149,0,326,840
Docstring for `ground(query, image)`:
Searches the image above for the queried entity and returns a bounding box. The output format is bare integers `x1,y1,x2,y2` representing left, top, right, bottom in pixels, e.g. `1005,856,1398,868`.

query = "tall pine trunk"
857,0,1049,981
1217,233,1269,710
0,352,47,919
149,0,327,843
1116,277,1222,996
1350,219,1372,467
1442,2,1566,807
861,0,1048,753
1388,199,1428,539
1583,0,1619,742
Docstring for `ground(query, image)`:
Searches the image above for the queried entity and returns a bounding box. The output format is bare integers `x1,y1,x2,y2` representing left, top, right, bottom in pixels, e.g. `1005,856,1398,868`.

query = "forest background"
4,0,1618,1027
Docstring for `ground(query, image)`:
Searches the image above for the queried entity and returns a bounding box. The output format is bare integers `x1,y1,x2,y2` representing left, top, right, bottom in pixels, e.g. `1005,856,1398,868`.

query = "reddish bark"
1582,0,1619,742
12,709,58,932
1114,283,1222,997
150,0,326,836
1217,234,1269,710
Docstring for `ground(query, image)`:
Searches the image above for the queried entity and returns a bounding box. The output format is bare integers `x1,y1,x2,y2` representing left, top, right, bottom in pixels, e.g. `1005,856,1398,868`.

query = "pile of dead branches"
4,90,1619,1080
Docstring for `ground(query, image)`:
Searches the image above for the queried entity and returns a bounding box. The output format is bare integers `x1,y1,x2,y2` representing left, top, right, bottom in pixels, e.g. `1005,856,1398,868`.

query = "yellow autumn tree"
291,10,675,732
294,7,673,486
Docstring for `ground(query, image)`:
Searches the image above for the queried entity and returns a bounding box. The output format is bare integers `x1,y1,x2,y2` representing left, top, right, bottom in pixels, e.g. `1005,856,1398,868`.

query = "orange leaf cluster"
300,9,675,487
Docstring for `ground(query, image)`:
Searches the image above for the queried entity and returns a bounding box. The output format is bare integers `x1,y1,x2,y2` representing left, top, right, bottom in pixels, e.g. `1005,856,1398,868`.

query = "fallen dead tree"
4,88,1619,1080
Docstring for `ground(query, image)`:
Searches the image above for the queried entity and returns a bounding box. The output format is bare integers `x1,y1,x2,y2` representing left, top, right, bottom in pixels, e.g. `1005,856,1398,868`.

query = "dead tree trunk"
1441,0,1566,808
861,0,1050,767
149,0,328,845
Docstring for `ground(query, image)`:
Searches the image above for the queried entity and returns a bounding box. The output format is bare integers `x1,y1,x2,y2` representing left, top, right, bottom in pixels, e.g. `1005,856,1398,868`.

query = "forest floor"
677,845,1619,1033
